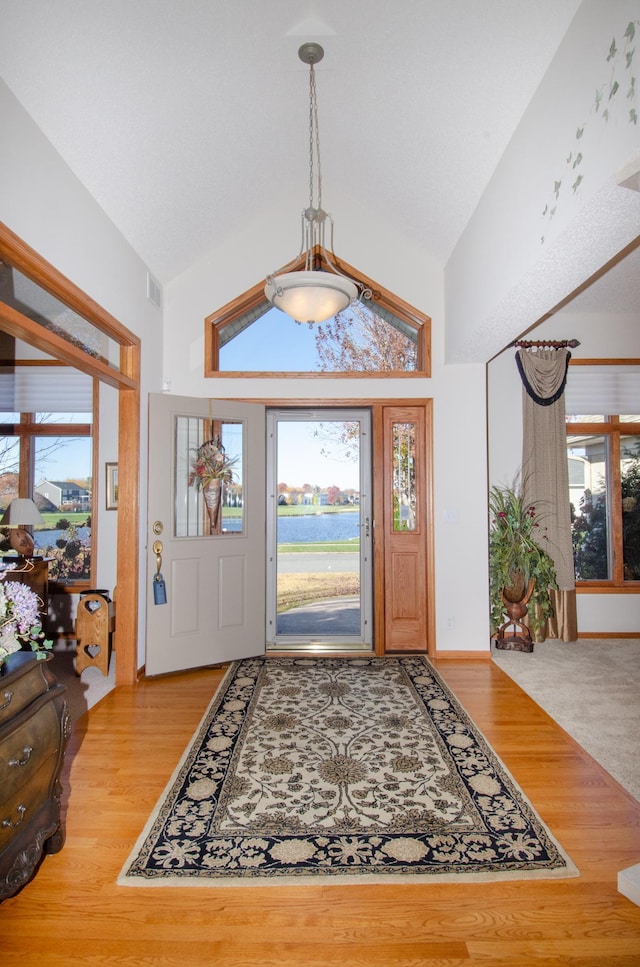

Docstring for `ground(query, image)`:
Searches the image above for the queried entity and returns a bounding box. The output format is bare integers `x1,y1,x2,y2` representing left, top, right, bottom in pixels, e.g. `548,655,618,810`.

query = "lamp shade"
1,498,44,526
0,498,44,557
264,271,357,325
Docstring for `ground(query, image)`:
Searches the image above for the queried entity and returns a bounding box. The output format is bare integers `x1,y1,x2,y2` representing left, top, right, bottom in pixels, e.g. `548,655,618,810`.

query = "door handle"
152,540,168,605
152,540,163,576
364,516,370,538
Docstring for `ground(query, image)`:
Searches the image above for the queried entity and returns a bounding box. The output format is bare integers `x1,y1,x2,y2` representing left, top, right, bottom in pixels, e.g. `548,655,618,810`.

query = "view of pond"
277,510,359,544
29,519,360,545
224,510,360,539
33,527,91,549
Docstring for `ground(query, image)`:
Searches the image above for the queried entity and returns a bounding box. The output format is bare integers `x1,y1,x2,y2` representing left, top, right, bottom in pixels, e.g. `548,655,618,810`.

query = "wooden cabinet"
0,652,70,901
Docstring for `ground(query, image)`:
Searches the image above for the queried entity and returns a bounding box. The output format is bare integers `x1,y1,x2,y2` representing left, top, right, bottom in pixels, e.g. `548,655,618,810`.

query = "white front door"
145,394,266,676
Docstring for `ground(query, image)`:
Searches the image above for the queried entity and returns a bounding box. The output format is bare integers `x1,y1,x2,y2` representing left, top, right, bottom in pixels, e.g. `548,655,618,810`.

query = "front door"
145,394,266,676
265,407,373,652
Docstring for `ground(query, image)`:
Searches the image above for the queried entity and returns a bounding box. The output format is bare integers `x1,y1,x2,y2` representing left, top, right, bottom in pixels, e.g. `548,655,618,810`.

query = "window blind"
0,367,93,413
565,365,640,416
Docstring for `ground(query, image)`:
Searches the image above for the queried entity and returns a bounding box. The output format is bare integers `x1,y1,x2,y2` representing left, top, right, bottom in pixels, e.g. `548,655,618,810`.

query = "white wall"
446,0,640,364
164,196,491,653
0,79,164,665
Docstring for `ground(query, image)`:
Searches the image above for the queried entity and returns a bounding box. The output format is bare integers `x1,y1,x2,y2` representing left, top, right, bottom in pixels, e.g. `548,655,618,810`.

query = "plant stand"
494,580,534,653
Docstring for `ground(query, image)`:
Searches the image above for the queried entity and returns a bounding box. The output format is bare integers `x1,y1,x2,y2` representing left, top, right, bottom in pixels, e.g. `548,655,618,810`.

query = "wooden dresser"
0,652,70,901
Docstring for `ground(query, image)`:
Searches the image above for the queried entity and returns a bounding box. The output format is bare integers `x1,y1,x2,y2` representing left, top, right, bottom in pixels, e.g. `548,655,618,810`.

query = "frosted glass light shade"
265,271,357,324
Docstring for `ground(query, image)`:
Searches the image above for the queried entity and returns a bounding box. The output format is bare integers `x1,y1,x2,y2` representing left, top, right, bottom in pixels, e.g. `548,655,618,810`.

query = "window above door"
205,252,431,378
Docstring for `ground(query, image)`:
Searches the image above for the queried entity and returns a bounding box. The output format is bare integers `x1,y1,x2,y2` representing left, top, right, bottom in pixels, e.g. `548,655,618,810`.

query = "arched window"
205,253,430,378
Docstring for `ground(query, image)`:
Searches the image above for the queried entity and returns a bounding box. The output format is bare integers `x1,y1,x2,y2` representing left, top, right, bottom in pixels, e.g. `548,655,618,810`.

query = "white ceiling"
0,0,588,288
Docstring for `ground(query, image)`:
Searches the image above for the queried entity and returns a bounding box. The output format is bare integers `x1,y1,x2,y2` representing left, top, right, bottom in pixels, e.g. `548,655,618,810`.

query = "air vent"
146,271,162,309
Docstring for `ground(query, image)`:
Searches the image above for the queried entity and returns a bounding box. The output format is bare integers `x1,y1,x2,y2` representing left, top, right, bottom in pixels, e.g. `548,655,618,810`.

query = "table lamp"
0,498,45,556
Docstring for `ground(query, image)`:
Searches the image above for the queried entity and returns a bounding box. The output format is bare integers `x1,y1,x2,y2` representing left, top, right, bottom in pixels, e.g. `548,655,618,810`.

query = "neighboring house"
301,490,329,506
35,479,91,512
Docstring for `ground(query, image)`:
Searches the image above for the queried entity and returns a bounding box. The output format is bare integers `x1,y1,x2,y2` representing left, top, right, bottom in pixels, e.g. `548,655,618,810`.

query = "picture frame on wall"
106,462,118,510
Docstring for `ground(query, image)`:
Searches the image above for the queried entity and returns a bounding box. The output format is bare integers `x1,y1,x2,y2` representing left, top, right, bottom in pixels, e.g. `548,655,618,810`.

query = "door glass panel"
392,422,417,531
174,415,244,537
266,409,372,651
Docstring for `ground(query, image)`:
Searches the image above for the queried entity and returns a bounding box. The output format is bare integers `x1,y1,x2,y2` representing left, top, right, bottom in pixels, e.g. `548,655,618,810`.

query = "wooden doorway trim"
0,222,140,686
378,403,433,657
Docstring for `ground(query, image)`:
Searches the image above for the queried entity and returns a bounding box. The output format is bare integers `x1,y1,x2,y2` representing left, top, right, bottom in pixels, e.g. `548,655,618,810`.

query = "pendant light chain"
264,42,362,325
308,62,322,215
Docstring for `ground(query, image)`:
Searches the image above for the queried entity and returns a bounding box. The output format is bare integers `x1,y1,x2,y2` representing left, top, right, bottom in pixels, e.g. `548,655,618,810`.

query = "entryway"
144,395,434,675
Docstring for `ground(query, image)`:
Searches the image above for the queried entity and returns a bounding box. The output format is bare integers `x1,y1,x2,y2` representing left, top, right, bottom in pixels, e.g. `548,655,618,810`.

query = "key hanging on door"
152,539,168,605
153,572,167,605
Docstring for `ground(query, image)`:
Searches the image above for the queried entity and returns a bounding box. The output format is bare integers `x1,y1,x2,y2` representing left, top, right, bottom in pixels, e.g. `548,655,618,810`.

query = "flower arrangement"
489,479,558,639
188,437,238,490
0,568,53,668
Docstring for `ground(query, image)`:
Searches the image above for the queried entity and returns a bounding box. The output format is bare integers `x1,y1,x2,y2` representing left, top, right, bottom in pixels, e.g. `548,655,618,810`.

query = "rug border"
117,661,239,887
117,656,579,888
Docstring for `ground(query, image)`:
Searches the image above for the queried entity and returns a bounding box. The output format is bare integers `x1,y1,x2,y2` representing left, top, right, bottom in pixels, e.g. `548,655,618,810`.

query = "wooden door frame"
0,223,140,686
232,397,435,657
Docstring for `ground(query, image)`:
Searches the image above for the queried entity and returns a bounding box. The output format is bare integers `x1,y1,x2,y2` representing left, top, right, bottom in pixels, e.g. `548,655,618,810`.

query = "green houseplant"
489,480,558,644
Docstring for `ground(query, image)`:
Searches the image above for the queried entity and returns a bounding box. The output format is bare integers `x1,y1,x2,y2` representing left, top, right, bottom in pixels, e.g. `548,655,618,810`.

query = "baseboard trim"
578,632,640,639
434,649,491,661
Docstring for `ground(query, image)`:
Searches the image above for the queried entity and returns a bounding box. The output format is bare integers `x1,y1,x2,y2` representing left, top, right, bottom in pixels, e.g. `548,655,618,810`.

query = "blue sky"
36,437,92,484
220,308,321,372
277,421,360,490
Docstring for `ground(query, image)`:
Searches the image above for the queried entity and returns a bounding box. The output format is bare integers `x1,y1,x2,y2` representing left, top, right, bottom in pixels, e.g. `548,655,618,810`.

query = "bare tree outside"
314,303,417,373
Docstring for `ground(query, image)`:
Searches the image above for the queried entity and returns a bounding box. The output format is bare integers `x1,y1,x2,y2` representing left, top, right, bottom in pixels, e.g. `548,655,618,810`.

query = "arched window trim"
204,248,431,378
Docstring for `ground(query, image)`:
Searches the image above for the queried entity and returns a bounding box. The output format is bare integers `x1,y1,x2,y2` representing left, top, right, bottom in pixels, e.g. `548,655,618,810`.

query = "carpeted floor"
119,655,577,886
492,637,640,803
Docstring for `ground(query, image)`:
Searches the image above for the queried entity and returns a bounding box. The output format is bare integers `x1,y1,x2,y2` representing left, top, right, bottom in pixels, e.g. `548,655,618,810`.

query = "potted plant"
0,565,52,671
488,479,558,649
188,436,239,530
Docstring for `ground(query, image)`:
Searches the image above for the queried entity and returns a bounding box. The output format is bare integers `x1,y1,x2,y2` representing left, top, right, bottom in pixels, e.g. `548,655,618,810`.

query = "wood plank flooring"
2,657,640,966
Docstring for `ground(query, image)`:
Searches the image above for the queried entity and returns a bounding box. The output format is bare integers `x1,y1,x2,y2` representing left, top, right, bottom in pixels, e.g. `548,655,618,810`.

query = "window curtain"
516,347,577,642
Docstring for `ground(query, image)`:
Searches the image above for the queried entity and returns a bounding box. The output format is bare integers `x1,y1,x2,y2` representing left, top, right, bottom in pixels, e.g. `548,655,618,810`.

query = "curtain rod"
510,338,580,349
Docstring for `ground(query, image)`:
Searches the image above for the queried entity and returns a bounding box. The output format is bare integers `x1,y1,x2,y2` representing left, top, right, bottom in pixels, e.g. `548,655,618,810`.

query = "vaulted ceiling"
0,0,586,287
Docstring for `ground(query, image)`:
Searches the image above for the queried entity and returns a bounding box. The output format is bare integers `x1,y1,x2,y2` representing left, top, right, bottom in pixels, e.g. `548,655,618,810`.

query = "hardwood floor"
2,657,640,966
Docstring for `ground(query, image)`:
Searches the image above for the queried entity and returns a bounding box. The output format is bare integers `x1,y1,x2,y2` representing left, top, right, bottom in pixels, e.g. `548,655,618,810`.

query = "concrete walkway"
277,596,361,636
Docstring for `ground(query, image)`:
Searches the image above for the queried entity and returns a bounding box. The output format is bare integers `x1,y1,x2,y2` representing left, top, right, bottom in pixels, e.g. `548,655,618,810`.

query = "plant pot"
494,575,535,653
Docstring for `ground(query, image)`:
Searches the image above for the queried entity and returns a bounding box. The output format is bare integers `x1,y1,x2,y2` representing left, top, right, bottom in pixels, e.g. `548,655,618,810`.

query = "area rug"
118,656,578,886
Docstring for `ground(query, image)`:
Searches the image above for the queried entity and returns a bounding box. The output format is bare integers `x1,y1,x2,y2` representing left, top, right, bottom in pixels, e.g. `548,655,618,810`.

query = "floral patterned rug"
118,656,578,885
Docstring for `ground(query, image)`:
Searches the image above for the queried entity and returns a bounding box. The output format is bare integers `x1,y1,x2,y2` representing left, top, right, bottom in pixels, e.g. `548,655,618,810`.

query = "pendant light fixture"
264,43,364,327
